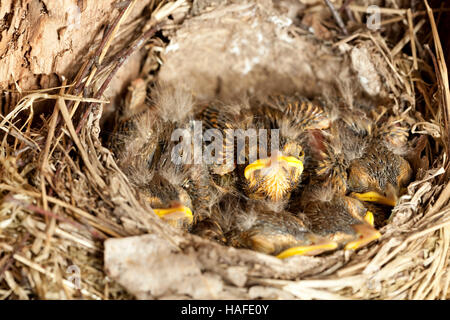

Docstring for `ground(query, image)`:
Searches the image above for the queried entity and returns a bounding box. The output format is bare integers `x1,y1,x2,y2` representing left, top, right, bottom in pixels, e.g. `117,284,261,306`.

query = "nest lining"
0,0,449,300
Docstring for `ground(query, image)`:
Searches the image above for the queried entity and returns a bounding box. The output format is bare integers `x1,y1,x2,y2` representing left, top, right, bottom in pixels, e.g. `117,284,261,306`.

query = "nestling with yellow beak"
292,183,381,251
204,194,339,258
313,108,413,209
198,95,330,202
346,113,413,208
112,82,211,230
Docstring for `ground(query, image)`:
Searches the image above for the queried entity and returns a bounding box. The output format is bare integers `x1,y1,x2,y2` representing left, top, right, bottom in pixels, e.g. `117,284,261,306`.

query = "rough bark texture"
0,0,150,91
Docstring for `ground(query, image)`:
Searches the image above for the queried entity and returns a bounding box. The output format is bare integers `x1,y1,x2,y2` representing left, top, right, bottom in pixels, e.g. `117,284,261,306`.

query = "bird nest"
0,0,449,299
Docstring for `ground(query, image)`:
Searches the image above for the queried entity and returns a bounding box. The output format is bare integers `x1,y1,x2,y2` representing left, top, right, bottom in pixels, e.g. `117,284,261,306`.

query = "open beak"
276,240,338,259
244,155,304,180
351,191,397,207
153,205,193,223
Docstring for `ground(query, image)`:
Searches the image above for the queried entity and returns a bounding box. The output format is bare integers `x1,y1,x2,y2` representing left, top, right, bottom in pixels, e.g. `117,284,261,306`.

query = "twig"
56,97,106,189
52,0,137,161
391,19,426,56
75,24,161,135
0,233,30,281
53,22,160,182
69,2,135,105
0,183,123,238
425,0,450,153
339,0,354,13
54,3,154,179
52,9,125,139
324,0,348,35
0,124,40,151
1,243,102,300
346,5,450,15
407,9,418,70
340,0,355,21
40,81,66,220
5,195,107,241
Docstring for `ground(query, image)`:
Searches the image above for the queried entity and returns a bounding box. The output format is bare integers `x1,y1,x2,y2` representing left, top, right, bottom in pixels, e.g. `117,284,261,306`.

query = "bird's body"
197,95,330,202
290,182,381,251
279,106,413,253
110,83,414,257
230,208,338,258
201,194,338,258
346,113,413,207
111,83,213,230
311,109,413,220
347,140,412,206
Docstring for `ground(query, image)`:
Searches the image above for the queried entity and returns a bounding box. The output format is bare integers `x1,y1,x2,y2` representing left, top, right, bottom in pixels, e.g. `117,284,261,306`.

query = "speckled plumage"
110,85,414,257
289,183,381,250
204,195,338,256
230,209,319,256
313,112,412,203
346,141,412,199
197,95,330,202
111,84,214,230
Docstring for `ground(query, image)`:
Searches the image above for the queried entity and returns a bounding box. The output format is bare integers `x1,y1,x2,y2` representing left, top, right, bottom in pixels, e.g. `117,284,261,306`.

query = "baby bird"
311,110,371,195
198,95,330,202
346,114,413,207
140,169,194,229
292,184,381,251
207,194,338,258
111,82,210,230
313,110,413,208
231,211,338,258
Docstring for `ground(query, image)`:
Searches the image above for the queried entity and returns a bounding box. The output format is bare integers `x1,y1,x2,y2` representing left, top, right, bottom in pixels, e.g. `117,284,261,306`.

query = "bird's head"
244,140,305,201
144,174,194,229
347,154,412,207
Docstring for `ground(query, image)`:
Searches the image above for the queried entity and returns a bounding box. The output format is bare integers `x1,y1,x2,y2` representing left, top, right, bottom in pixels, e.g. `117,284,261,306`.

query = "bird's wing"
374,115,409,152
197,104,246,175
264,95,331,131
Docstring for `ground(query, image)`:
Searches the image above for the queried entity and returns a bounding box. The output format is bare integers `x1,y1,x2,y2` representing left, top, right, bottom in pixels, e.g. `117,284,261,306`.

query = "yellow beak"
276,241,338,259
351,191,397,207
364,211,375,226
344,224,381,251
153,205,193,223
244,155,304,180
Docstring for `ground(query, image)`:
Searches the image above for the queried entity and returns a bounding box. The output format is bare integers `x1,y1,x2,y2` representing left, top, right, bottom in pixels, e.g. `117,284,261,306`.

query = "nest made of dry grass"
0,0,449,300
